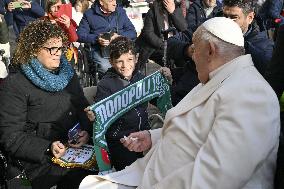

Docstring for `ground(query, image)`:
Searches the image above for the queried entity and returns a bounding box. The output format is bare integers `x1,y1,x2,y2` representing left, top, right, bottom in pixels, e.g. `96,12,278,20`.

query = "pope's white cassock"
80,54,280,189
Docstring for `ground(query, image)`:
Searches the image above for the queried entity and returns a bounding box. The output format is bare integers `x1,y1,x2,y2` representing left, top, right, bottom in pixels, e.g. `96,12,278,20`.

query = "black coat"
95,68,150,170
265,24,284,99
244,20,274,76
135,0,187,68
186,0,222,40
0,68,92,182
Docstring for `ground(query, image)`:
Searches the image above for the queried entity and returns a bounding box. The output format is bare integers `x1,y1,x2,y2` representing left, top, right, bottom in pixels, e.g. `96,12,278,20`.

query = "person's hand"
68,130,90,148
186,44,194,58
84,106,96,122
7,2,15,11
120,130,152,152
57,14,71,28
21,0,32,9
160,67,173,84
51,141,66,158
110,33,120,41
163,0,175,14
98,36,110,47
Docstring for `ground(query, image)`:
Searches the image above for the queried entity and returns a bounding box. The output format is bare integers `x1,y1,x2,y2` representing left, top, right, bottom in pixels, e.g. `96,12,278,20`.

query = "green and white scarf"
90,71,172,172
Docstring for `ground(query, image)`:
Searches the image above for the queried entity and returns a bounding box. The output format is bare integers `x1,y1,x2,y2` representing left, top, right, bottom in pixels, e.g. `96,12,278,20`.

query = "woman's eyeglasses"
43,46,66,55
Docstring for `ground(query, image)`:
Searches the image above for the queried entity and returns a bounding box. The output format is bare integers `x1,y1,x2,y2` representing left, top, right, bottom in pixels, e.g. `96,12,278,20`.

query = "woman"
45,0,78,43
0,20,93,189
135,0,187,69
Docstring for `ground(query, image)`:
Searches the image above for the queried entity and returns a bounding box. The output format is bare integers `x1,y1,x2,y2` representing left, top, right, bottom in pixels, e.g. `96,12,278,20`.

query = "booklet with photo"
52,144,97,170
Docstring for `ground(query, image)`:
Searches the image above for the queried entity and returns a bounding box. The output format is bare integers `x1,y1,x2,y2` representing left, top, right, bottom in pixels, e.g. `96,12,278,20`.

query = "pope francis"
80,17,280,189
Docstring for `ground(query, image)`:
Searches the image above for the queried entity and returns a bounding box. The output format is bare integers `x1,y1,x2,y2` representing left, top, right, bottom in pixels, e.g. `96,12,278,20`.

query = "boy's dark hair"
109,36,135,61
223,0,257,14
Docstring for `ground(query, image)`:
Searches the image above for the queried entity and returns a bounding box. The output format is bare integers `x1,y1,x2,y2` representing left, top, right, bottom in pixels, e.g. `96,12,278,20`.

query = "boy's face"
110,51,136,80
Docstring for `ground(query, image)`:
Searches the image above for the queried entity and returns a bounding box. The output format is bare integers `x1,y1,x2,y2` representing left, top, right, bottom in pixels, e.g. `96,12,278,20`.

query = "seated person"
186,0,222,39
79,17,280,189
77,0,137,79
0,20,94,189
85,36,172,171
85,36,150,171
135,0,187,69
167,0,274,106
45,0,78,43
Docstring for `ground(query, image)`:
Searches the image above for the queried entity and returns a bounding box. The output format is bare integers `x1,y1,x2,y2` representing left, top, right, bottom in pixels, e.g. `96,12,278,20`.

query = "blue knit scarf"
21,56,74,92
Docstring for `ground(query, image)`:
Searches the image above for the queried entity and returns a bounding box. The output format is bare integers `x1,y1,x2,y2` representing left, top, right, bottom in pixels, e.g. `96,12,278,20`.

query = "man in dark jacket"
167,0,274,106
77,0,136,78
3,0,45,37
135,0,187,69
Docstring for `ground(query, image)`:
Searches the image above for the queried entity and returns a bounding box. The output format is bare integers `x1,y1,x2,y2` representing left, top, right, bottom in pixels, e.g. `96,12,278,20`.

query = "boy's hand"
84,106,96,121
160,67,173,84
51,141,66,158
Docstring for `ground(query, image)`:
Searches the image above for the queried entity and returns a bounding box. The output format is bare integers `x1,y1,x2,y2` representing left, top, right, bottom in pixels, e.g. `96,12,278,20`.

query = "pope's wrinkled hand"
120,130,152,152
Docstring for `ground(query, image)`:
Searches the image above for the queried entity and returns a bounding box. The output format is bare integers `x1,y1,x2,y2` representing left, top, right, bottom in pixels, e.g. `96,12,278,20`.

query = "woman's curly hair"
12,19,68,65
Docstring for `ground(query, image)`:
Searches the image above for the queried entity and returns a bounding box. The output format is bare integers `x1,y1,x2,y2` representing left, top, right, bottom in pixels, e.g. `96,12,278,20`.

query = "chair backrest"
83,86,97,104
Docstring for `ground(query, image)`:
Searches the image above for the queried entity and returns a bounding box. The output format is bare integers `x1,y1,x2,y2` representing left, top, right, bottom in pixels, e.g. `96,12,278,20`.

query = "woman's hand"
51,141,66,158
21,0,32,9
68,130,90,148
84,106,96,122
163,0,175,14
120,130,152,152
57,14,71,28
160,67,173,84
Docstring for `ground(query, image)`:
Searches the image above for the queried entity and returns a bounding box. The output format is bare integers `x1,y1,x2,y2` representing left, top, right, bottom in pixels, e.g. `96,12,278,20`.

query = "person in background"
77,0,136,79
135,0,187,70
5,0,45,37
0,20,93,189
84,36,151,171
45,0,78,43
265,23,284,189
80,17,280,189
186,0,222,39
0,14,9,83
72,0,89,25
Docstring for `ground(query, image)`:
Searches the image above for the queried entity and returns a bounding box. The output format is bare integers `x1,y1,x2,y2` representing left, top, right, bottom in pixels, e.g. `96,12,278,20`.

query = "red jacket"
43,14,78,43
